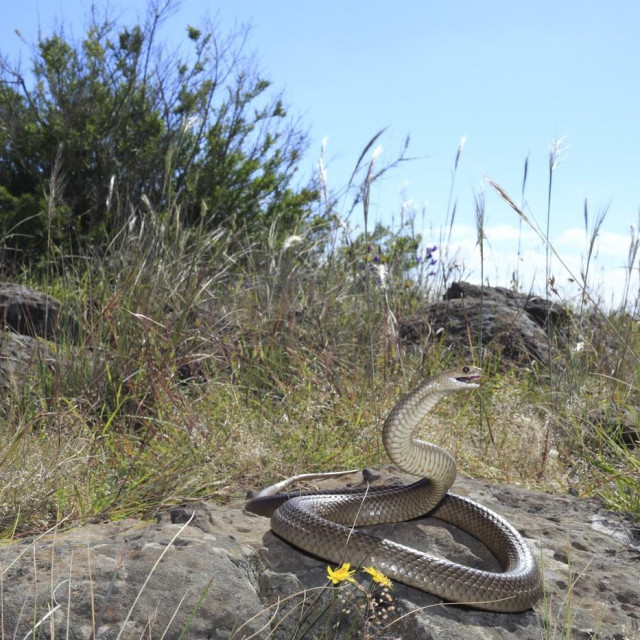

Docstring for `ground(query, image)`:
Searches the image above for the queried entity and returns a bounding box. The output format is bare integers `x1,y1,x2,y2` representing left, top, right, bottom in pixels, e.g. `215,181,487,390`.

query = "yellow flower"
363,566,393,589
327,562,357,585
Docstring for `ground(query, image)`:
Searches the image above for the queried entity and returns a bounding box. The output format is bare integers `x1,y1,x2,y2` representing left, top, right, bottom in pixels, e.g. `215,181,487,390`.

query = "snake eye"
455,366,480,384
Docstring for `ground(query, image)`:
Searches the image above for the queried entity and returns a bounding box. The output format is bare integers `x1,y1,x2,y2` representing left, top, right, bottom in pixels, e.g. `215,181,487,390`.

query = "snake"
245,366,542,612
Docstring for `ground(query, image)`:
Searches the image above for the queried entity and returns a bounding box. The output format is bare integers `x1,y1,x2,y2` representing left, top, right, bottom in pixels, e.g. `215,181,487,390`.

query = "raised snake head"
442,365,483,389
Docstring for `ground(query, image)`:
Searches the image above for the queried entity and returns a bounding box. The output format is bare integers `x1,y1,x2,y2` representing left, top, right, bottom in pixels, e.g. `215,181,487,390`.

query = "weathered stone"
0,332,55,388
0,471,637,639
399,281,572,363
0,283,83,390
0,331,106,396
0,505,272,639
0,283,79,342
444,281,570,329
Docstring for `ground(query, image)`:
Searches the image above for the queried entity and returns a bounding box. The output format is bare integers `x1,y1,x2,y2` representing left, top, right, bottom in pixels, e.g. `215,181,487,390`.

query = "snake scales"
245,366,542,612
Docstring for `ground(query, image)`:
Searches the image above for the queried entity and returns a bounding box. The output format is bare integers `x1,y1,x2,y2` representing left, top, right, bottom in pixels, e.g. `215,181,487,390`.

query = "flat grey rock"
0,470,637,639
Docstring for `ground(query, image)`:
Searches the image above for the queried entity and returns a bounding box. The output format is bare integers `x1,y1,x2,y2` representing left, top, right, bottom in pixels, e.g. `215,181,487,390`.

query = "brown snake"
245,366,542,612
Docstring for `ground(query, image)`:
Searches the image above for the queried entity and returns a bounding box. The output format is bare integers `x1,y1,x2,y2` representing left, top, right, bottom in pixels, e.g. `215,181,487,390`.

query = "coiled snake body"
246,366,542,612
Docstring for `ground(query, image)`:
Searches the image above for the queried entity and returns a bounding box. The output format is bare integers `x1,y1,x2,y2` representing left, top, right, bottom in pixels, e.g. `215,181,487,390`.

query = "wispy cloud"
430,223,635,308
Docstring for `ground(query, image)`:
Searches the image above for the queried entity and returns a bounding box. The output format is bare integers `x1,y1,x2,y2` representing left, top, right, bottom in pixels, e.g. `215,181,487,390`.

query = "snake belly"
245,366,542,613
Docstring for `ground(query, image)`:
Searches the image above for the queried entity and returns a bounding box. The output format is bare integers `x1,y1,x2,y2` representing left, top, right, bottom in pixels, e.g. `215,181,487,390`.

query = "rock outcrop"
0,283,78,342
0,470,637,639
0,280,576,387
0,331,56,386
0,283,79,388
399,281,571,363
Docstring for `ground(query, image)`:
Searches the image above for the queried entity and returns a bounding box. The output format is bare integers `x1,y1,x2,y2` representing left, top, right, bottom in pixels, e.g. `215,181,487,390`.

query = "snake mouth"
454,368,482,384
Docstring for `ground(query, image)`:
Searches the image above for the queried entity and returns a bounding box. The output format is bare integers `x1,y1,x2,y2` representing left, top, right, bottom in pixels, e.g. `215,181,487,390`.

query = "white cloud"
426,223,636,309
482,224,539,243
555,227,588,246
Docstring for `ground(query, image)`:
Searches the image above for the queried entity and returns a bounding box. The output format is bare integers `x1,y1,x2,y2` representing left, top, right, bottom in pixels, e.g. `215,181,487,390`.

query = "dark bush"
0,2,317,266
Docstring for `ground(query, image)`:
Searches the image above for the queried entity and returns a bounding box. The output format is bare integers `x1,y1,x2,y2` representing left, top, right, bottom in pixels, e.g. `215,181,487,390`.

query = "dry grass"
0,140,638,545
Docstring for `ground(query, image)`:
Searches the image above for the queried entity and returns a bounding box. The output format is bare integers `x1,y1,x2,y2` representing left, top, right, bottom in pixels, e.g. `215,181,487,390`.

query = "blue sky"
1,0,637,305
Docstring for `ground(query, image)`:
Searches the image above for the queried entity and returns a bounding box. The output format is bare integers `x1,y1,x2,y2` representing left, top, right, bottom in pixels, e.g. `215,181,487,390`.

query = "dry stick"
159,591,189,640
20,596,64,640
339,482,372,567
230,586,328,640
47,515,59,637
24,579,71,640
14,585,32,640
29,545,38,638
251,470,361,499
474,188,501,468
441,138,465,291
544,144,556,376
381,597,517,631
514,154,530,289
346,128,387,192
362,149,380,467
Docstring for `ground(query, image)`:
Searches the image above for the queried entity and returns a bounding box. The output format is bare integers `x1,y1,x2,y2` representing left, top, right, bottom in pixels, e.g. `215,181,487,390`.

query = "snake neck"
382,385,457,500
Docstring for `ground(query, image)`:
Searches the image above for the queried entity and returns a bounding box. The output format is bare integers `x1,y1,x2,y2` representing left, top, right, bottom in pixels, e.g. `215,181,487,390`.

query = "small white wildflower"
401,198,416,217
372,263,388,289
106,174,116,209
372,144,383,162
574,341,585,353
549,136,569,171
282,235,303,251
455,136,466,169
317,156,327,188
182,114,201,133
